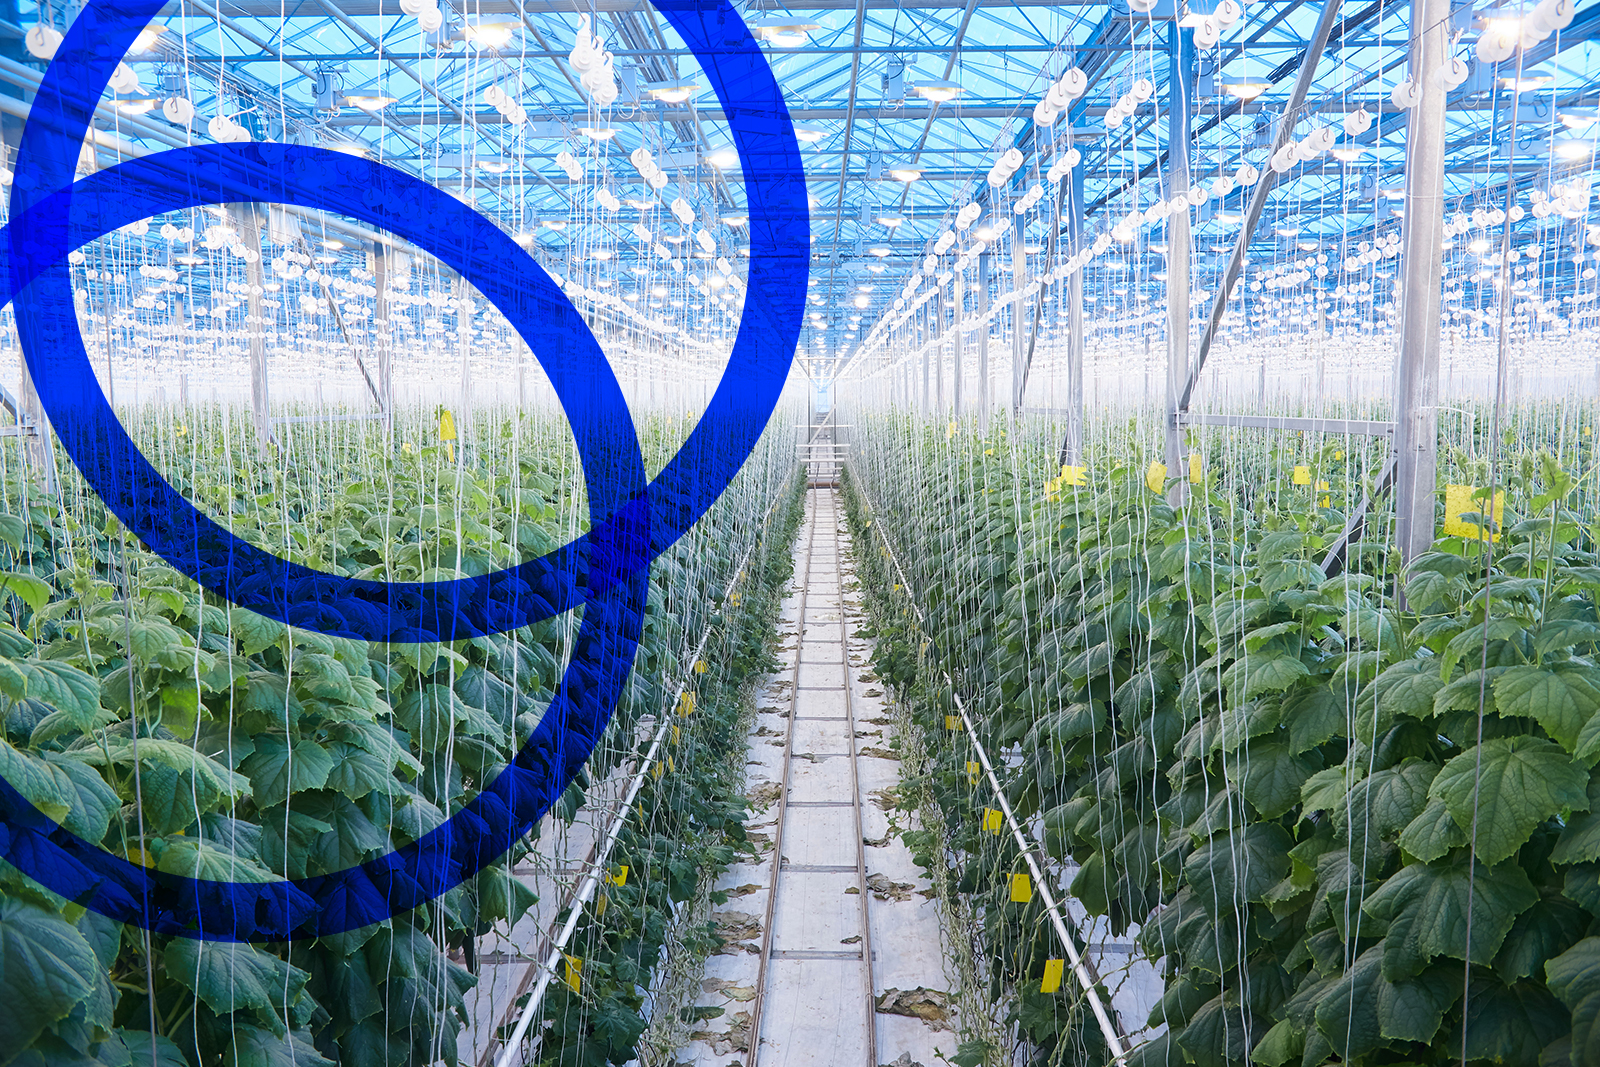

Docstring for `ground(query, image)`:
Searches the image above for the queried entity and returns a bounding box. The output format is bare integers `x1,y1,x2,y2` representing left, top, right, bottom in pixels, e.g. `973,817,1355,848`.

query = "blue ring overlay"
0,0,808,939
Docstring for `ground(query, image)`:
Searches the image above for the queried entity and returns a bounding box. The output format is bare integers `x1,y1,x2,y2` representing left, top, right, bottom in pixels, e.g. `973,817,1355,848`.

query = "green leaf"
0,897,98,1059
1495,896,1591,982
1301,765,1354,814
1399,797,1469,862
1239,741,1321,819
1432,736,1590,865
1363,857,1538,979
1241,652,1310,697
1177,996,1252,1067
1373,661,1446,726
229,607,287,656
1314,947,1461,1057
157,838,277,883
163,939,310,1022
0,573,52,613
1341,759,1440,840
1463,976,1570,1066
240,735,334,803
0,736,69,823
118,1032,188,1067
41,752,119,842
1184,823,1292,916
19,660,103,731
1495,664,1600,750
0,514,29,551
1547,938,1600,1067
1251,1019,1304,1067
220,1025,334,1067
1284,685,1346,754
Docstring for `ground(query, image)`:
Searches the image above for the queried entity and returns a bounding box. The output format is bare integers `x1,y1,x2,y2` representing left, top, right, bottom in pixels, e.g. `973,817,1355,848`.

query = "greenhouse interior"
5,0,1600,1064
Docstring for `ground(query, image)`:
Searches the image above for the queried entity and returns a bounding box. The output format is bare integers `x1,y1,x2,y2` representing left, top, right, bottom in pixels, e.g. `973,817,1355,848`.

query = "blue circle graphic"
0,0,808,940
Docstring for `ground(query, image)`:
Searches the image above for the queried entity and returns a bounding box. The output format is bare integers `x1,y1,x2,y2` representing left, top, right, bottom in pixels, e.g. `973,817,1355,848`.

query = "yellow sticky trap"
729,592,741,608
1042,958,1065,994
1443,484,1504,542
1315,480,1330,492
596,892,608,919
694,659,708,675
947,421,958,440
1145,461,1167,493
981,808,1003,834
175,423,188,438
945,715,961,731
671,724,681,745
1188,453,1203,484
1334,450,1345,459
667,755,675,774
966,760,980,784
1320,496,1332,508
1292,465,1311,485
651,761,663,780
610,865,629,886
677,693,695,718
1060,464,1088,487
563,955,582,992
439,409,457,440
1010,873,1033,903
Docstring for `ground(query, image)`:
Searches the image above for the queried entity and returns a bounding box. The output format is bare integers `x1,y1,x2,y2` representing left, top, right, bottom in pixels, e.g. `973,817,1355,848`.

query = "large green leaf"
1363,857,1538,979
1399,797,1469,863
1241,652,1310,697
1372,659,1447,727
1547,938,1600,1067
221,1025,334,1067
1432,736,1589,865
1184,823,1292,916
0,898,98,1062
1340,759,1439,840
19,661,103,730
1314,946,1461,1057
1284,685,1346,754
1463,976,1570,1066
1239,741,1321,819
163,939,310,1022
240,735,334,802
1495,664,1600,750
230,607,287,656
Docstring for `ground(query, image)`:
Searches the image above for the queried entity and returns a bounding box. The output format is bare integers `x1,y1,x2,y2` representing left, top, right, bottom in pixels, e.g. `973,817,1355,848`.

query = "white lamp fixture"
910,79,964,104
577,126,618,140
706,148,740,168
129,24,167,53
342,94,397,111
888,167,923,182
749,16,820,46
646,80,700,103
463,19,519,49
793,126,827,143
1221,74,1271,100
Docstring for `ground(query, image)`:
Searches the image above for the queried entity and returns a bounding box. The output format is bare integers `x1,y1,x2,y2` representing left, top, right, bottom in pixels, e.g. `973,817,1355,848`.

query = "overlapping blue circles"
0,0,807,940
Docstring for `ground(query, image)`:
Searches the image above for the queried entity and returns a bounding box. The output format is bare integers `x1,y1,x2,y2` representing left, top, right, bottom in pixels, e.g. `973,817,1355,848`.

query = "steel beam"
1392,0,1449,563
1166,21,1195,508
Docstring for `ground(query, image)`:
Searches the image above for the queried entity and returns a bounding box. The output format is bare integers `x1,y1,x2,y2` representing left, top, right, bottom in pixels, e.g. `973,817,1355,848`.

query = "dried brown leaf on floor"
689,1010,753,1054
745,781,782,807
702,977,757,1002
879,1055,926,1067
723,883,763,898
712,911,763,945
863,835,890,847
840,934,862,944
869,787,900,810
866,873,916,902
863,688,885,697
860,746,900,760
863,716,894,726
874,987,954,1030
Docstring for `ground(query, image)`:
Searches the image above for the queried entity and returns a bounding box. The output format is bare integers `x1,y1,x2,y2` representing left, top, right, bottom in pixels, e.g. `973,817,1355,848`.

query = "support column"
1061,140,1087,467
456,276,474,432
1165,22,1195,506
935,287,945,412
952,270,965,418
977,251,991,432
1010,217,1028,413
1393,0,1450,563
237,204,272,450
373,244,394,430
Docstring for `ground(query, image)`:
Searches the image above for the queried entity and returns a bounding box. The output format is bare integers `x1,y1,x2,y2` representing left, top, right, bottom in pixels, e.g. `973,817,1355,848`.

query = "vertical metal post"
456,276,473,432
977,251,991,431
952,271,965,418
921,303,930,413
935,287,945,412
1165,22,1195,506
1061,140,1086,466
373,244,393,431
1010,217,1028,413
238,204,272,449
1393,0,1449,564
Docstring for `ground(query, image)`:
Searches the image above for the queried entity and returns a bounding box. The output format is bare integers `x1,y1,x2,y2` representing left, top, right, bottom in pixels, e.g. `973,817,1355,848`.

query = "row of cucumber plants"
842,410,1600,1067
0,405,795,1067
532,468,804,1067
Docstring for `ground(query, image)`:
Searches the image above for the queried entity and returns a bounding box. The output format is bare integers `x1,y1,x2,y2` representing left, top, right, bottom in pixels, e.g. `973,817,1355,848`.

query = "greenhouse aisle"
676,487,961,1067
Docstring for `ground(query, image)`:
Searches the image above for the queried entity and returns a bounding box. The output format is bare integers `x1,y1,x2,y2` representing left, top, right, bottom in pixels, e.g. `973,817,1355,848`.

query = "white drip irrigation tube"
491,472,797,1067
849,475,1131,1067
